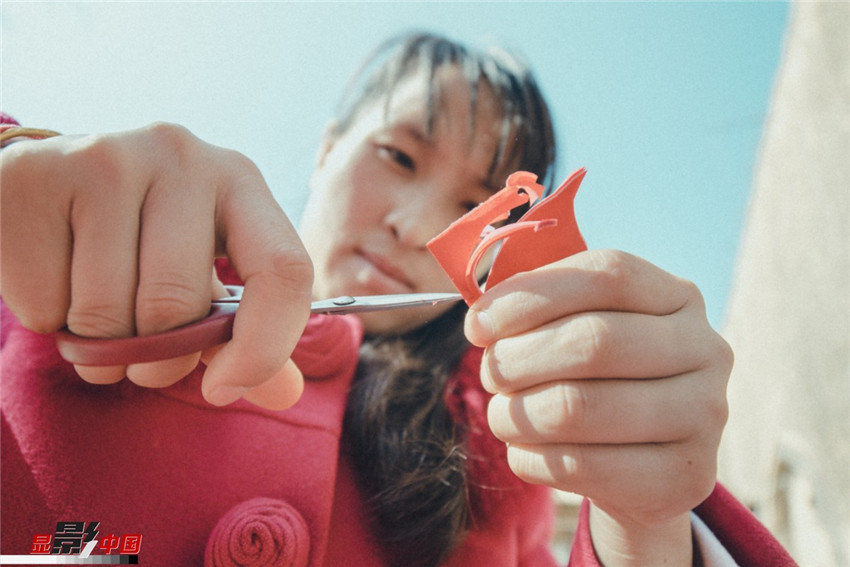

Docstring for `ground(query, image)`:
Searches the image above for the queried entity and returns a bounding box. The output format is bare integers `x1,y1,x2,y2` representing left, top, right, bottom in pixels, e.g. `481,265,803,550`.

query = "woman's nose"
384,187,456,249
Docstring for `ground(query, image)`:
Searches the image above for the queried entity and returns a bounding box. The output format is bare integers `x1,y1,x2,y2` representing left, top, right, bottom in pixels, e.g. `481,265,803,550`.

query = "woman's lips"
357,249,415,294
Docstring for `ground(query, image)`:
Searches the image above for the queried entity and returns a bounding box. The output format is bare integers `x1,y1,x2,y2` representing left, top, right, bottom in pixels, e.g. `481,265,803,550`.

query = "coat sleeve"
693,483,798,566
568,484,798,566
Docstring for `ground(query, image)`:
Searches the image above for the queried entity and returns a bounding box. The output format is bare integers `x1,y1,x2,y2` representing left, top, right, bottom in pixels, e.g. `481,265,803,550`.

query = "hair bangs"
335,32,556,194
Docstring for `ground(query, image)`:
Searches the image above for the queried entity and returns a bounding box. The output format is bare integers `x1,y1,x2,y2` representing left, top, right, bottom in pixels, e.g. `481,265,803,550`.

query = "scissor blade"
55,291,465,367
310,292,463,314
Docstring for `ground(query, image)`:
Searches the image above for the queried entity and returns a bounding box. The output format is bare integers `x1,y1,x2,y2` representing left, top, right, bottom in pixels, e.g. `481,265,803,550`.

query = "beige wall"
719,2,850,565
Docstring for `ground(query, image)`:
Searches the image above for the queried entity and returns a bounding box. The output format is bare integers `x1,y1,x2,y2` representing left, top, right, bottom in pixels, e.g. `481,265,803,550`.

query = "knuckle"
678,277,706,312
714,334,735,376
688,370,729,436
481,346,510,392
684,370,729,442
135,276,209,334
276,246,315,289
518,383,588,442
73,134,128,190
506,444,583,492
585,249,635,303
552,446,585,489
590,248,633,272
221,147,262,179
262,243,315,300
66,301,133,339
145,121,193,149
680,276,702,301
486,395,510,441
504,445,529,478
713,395,730,432
144,122,199,170
570,314,612,371
704,374,730,431
695,332,734,429
205,146,264,198
563,445,591,488
505,445,543,484
558,382,589,431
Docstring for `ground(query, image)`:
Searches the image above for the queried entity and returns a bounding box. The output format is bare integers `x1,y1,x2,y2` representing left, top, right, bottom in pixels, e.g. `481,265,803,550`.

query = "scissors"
55,286,462,366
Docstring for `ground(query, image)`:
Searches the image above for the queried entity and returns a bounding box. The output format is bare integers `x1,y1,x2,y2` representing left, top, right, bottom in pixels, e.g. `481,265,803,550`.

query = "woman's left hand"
464,249,733,565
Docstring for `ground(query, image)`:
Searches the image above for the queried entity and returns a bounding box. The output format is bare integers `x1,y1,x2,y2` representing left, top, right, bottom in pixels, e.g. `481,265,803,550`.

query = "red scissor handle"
55,303,238,366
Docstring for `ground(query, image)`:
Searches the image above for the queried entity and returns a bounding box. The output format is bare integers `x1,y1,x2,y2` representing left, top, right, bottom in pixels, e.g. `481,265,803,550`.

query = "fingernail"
207,385,249,406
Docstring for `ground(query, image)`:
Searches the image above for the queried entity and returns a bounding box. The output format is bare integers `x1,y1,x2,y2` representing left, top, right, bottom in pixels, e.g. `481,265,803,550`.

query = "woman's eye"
378,146,415,171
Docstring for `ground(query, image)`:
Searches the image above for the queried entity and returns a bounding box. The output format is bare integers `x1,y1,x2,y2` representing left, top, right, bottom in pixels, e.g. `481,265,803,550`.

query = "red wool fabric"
0,260,556,565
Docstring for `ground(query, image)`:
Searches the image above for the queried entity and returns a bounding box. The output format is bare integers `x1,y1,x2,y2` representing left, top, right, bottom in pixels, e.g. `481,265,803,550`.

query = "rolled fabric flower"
205,497,310,567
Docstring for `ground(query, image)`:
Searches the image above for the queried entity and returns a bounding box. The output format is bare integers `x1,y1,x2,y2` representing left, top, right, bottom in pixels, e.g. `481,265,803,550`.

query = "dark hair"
334,31,557,191
339,32,556,566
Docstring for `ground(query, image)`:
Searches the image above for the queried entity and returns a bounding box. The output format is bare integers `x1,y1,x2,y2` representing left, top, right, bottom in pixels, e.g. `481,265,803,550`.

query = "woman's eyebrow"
389,120,432,145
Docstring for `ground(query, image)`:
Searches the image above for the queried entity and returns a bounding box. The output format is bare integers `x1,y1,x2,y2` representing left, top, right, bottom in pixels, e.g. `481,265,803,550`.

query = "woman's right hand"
0,123,314,410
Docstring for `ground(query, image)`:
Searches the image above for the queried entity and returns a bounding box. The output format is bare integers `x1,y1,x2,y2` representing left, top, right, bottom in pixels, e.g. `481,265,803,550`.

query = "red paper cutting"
426,168,588,305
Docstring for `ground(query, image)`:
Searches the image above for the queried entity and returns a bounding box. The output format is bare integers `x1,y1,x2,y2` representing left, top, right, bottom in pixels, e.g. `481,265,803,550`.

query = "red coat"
0,302,798,566
1,296,555,565
1,257,796,566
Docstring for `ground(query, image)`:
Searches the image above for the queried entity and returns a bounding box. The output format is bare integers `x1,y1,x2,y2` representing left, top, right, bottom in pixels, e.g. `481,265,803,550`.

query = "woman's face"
300,65,511,334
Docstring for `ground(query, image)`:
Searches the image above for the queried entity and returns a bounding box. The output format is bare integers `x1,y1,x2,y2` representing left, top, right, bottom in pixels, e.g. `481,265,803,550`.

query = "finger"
210,270,230,299
504,441,718,522
201,345,304,411
64,136,143,338
0,140,73,332
487,373,729,445
133,147,215,333
466,249,702,346
126,138,217,388
242,359,304,411
479,308,718,393
201,157,313,406
1,136,143,383
204,258,312,406
64,143,147,383
72,364,127,385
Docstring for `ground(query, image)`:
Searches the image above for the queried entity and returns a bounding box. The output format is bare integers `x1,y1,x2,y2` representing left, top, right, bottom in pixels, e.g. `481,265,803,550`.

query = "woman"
0,32,793,565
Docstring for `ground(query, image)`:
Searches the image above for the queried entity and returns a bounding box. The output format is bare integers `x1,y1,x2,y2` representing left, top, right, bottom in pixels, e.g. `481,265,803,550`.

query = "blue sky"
1,1,790,327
